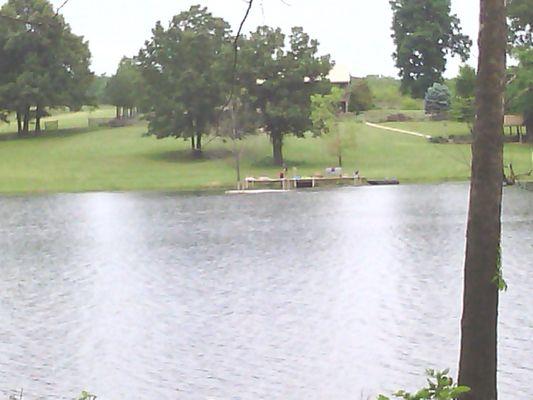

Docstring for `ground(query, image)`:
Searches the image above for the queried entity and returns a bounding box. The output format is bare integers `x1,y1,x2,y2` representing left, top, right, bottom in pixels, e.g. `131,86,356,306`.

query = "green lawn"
382,120,472,137
0,113,531,194
0,106,116,136
357,109,427,123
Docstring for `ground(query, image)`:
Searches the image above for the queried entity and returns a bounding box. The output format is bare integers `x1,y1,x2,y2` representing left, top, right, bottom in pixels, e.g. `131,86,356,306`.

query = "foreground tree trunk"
271,132,283,166
458,0,507,399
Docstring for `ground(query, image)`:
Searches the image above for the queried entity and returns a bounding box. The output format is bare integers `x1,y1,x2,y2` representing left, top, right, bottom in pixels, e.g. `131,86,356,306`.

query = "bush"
348,79,374,113
378,369,470,400
451,96,475,133
425,83,452,115
386,113,413,122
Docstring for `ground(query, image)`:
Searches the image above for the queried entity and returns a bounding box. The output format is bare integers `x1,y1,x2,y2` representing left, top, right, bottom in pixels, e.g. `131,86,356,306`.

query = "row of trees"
124,6,333,165
390,0,532,104
0,0,93,135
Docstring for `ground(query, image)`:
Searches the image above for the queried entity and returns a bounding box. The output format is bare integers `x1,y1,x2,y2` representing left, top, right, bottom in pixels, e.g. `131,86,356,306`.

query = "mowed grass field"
0,109,531,194
382,120,472,137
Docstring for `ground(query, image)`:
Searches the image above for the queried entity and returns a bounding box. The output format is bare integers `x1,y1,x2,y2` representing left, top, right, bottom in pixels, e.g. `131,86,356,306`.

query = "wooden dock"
242,176,365,190
235,176,399,192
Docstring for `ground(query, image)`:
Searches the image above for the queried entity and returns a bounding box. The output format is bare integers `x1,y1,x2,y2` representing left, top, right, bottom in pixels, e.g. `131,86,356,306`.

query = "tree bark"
525,117,533,143
191,134,196,150
116,106,120,119
196,132,202,151
22,106,30,135
458,0,506,399
16,111,22,135
35,105,42,133
272,131,283,166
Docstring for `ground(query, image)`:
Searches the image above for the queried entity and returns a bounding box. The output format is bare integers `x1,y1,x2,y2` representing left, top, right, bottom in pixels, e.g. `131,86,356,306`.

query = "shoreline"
0,178,475,197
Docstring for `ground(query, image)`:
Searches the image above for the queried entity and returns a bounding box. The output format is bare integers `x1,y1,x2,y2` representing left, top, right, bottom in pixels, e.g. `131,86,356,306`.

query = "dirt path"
365,122,432,139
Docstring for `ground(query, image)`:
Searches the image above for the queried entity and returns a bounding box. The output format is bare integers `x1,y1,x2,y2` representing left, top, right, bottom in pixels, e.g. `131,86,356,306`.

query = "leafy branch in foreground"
378,369,470,400
77,391,97,400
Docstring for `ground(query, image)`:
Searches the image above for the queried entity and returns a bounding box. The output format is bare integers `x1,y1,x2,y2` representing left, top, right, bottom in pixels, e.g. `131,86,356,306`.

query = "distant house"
327,65,352,113
256,64,353,112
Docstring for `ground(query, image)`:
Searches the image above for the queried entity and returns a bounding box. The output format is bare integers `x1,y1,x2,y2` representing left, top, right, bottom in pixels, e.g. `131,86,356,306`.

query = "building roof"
328,65,351,84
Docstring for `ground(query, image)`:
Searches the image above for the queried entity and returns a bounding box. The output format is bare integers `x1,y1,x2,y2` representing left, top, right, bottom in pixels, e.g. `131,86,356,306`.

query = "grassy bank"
0,106,116,136
0,110,531,194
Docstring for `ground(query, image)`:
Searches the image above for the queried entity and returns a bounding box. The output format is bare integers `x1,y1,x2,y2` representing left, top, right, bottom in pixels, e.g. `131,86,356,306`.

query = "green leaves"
390,0,471,98
311,87,344,136
138,6,232,147
379,369,470,400
506,48,533,129
349,79,374,114
508,0,533,47
105,58,142,111
451,65,476,128
77,391,96,400
0,0,93,132
492,243,508,292
425,83,451,115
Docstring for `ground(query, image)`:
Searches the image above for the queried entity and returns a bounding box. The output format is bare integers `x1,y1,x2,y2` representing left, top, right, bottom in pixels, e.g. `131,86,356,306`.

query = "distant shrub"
365,76,423,110
400,96,424,110
455,65,476,99
386,113,413,122
452,65,476,131
77,391,97,400
428,136,449,144
425,83,452,115
348,79,374,114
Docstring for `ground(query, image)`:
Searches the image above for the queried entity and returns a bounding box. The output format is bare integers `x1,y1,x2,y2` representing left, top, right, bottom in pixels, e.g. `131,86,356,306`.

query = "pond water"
0,184,531,400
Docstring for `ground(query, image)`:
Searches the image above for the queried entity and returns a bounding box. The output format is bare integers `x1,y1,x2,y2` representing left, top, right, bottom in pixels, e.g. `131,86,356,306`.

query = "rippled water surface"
0,184,531,399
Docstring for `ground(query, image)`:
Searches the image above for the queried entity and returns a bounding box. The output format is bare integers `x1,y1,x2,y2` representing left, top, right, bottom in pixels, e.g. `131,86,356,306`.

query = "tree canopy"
239,26,332,165
138,5,232,151
452,65,476,127
390,0,471,98
348,79,374,114
0,0,93,135
105,58,143,119
507,48,533,140
138,6,332,164
508,0,532,47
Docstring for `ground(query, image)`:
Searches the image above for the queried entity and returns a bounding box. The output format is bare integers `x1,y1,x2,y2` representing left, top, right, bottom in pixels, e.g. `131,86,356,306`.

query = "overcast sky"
9,0,481,78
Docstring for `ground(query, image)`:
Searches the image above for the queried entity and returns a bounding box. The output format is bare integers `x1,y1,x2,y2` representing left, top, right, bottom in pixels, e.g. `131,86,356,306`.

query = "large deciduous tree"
241,26,332,165
0,0,93,135
138,5,231,152
458,0,507,399
389,0,471,98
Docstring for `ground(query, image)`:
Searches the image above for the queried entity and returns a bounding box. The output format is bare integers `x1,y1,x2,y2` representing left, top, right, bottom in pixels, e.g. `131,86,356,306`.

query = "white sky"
4,0,481,78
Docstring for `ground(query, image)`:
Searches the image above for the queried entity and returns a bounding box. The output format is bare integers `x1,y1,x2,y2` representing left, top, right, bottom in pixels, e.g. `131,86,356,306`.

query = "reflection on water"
0,184,531,399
